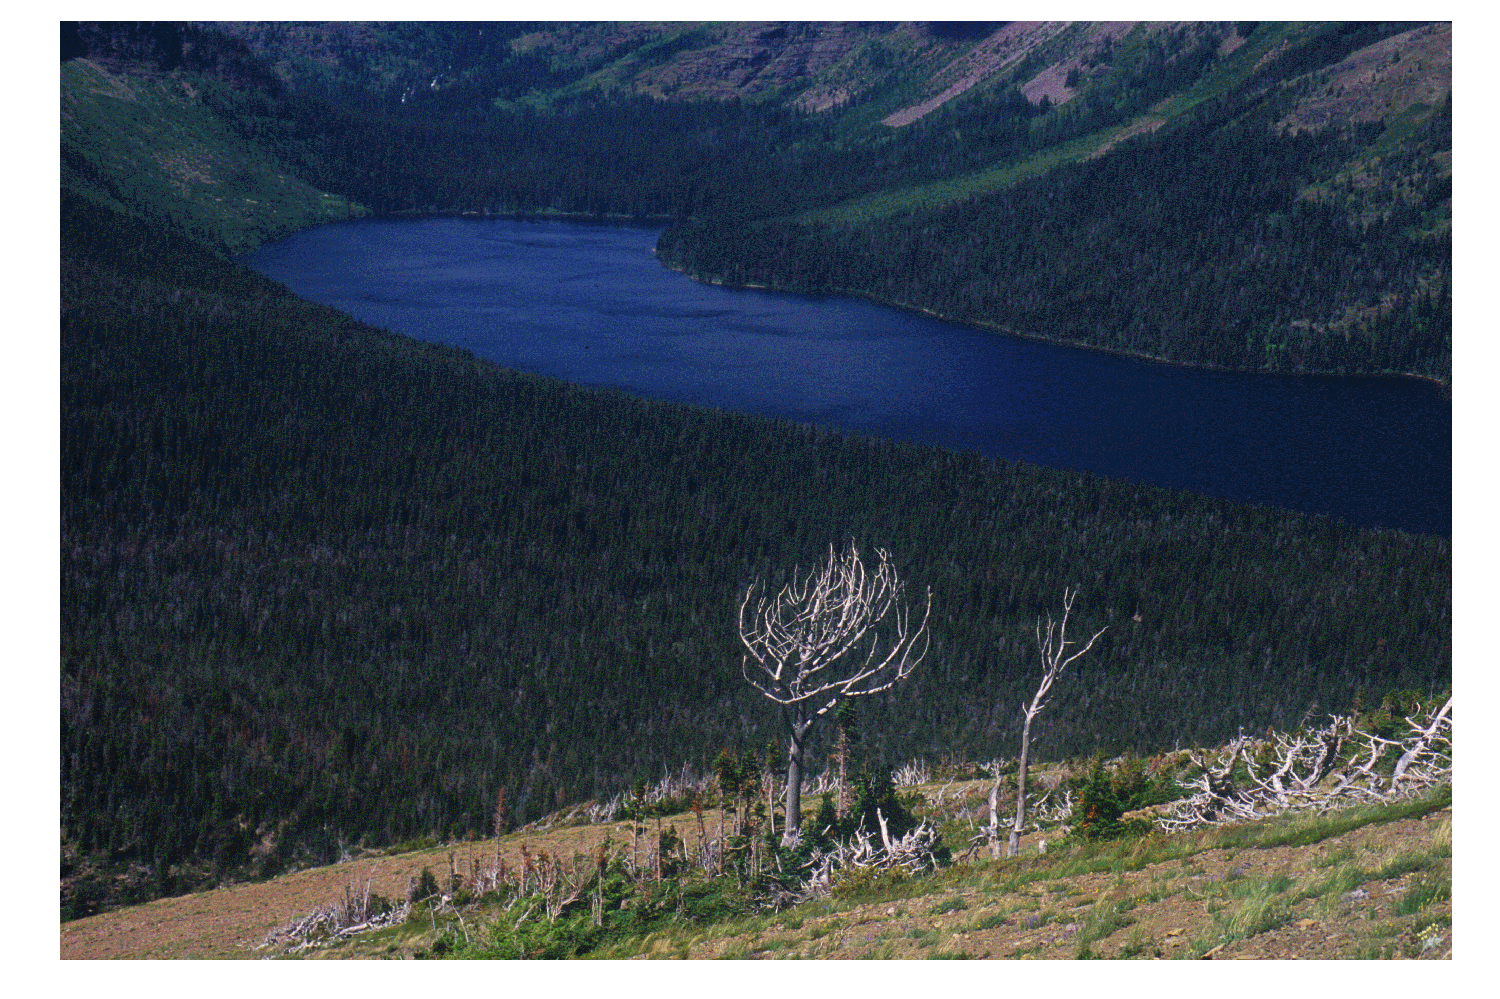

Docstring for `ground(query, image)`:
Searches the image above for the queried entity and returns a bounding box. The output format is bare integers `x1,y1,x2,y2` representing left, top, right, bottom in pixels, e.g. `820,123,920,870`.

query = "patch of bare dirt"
1278,22,1450,133
882,22,1072,127
626,23,879,105
59,817,652,959
1019,22,1135,110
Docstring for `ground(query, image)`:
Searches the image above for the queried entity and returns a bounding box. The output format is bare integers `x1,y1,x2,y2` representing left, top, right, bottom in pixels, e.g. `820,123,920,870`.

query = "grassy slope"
59,774,1452,960
60,58,364,253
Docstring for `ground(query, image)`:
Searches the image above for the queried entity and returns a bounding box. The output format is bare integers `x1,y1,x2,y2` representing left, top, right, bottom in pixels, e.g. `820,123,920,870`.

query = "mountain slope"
61,57,363,253
59,766,1452,960
651,22,1451,381
187,19,1452,378
58,21,1452,921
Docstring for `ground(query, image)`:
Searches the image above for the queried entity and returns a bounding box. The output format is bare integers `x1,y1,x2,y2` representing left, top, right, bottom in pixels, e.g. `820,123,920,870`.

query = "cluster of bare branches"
1031,784,1076,827
891,759,932,788
797,809,943,902
1158,696,1452,833
804,768,842,798
577,763,720,826
259,875,410,953
265,839,626,954
740,542,931,841
968,779,1073,858
802,757,933,805
489,843,601,919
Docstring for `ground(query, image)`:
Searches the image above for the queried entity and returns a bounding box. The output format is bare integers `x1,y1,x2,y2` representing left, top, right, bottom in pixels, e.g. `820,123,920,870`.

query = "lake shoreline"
252,209,1451,394
653,255,1452,394
243,217,1450,537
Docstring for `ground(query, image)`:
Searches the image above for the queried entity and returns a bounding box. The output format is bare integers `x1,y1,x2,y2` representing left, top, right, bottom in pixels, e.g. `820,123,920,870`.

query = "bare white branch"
1158,698,1453,833
739,542,930,839
1000,586,1106,857
740,542,930,715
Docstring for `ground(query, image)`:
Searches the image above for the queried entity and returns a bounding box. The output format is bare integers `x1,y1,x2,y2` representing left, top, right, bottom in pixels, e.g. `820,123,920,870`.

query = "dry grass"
61,780,1451,960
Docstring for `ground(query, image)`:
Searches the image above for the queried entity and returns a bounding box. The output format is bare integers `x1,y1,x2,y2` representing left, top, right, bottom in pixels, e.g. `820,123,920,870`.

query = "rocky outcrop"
625,22,884,103
882,21,1071,126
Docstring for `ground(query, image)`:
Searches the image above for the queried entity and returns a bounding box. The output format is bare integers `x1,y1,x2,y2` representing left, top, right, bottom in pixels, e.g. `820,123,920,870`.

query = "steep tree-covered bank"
657,92,1450,382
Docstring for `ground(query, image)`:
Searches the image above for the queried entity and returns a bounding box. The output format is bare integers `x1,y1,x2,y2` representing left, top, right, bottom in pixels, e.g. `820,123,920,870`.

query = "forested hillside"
655,22,1451,381
187,19,1451,380
59,21,1450,918
658,95,1450,379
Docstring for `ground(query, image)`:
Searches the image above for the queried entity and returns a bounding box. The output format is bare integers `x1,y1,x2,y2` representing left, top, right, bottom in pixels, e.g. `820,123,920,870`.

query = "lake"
242,217,1451,536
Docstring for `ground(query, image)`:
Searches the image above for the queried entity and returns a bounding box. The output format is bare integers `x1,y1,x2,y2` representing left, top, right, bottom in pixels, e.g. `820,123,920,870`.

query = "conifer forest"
59,20,1450,916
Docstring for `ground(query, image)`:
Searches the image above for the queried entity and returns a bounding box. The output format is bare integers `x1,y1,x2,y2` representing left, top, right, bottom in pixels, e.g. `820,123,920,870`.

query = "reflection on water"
243,217,1450,536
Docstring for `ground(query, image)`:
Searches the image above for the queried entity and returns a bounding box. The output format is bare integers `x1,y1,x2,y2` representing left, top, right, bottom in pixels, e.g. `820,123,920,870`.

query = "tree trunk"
835,727,850,819
784,727,804,841
1008,711,1034,857
987,782,1001,858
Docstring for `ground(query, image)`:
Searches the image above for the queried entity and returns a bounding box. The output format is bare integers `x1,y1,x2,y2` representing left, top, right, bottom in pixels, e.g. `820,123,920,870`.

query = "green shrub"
1073,758,1127,840
837,770,920,841
1069,753,1177,840
384,835,441,856
429,910,602,959
410,866,441,903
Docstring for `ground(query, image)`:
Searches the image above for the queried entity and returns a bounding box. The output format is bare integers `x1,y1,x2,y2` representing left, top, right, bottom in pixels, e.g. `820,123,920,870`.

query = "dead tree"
1390,695,1453,789
798,810,943,902
1158,696,1453,832
739,542,931,844
996,587,1106,858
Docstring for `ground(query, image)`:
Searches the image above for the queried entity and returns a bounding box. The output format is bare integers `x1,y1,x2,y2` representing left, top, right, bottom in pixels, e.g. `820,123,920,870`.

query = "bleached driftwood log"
1391,695,1453,787
260,875,411,953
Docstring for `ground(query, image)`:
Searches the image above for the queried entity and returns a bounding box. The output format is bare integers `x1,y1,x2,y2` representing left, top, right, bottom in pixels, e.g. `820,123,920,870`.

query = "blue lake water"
242,217,1451,536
